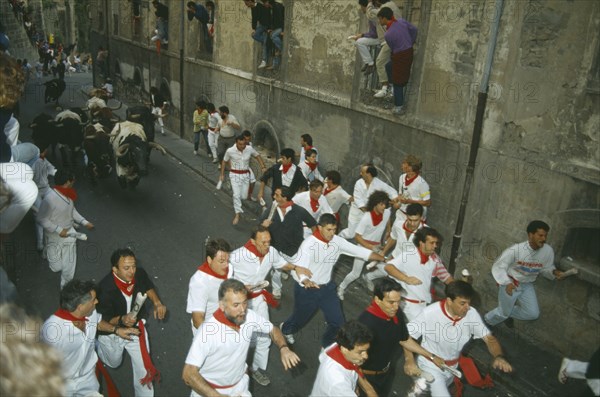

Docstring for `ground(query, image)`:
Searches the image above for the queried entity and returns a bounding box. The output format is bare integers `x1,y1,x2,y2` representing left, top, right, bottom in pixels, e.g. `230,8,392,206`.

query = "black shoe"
505,317,514,328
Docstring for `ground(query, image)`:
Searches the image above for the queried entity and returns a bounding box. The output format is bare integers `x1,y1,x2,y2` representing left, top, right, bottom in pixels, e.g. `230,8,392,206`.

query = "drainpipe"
448,0,504,275
179,1,185,138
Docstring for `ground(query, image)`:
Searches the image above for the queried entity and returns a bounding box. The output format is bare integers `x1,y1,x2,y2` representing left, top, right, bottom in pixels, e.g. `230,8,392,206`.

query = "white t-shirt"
230,243,287,285
323,185,351,213
293,191,334,238
351,177,397,210
223,145,259,172
398,173,430,218
310,343,361,397
355,208,391,244
491,241,555,285
389,219,426,258
186,266,234,323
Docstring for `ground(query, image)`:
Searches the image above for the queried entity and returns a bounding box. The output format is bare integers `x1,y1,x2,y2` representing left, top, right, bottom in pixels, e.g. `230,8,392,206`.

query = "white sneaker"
392,106,404,115
193,150,198,155
258,60,267,69
280,323,295,344
373,86,389,98
337,287,345,301
212,158,219,164
251,369,271,386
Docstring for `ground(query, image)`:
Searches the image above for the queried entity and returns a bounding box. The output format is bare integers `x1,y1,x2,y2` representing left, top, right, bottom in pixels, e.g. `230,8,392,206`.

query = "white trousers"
354,37,381,65
364,263,387,282
248,297,271,372
339,206,364,239
229,173,250,214
339,257,366,291
65,365,100,397
151,107,164,130
272,252,296,294
97,333,154,397
401,299,427,322
376,42,391,84
417,355,454,397
208,131,219,158
190,373,250,397
46,232,77,287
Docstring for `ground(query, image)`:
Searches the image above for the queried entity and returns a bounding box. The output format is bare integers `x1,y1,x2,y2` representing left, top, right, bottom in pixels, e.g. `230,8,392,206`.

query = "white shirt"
355,208,391,243
32,157,57,196
185,309,272,394
292,191,334,238
280,163,298,187
298,161,324,183
491,241,555,285
294,234,371,285
218,114,239,138
386,248,451,303
299,146,319,163
38,188,89,234
223,145,259,172
186,266,234,321
398,173,430,218
389,219,426,258
323,185,351,213
230,244,287,286
310,343,360,397
208,111,222,130
408,301,490,363
41,310,101,382
351,177,397,210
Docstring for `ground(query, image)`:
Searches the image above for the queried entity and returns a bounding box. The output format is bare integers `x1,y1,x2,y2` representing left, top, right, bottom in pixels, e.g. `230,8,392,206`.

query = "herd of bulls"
30,86,166,188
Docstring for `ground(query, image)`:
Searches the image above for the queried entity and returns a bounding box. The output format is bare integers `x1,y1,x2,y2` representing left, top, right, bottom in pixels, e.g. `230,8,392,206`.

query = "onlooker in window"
206,1,215,41
151,0,169,44
187,2,212,53
243,0,269,69
132,0,142,19
261,0,285,70
350,0,381,76
377,7,417,115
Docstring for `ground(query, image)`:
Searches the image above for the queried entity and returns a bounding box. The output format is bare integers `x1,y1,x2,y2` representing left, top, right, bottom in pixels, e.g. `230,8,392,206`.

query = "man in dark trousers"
96,248,167,397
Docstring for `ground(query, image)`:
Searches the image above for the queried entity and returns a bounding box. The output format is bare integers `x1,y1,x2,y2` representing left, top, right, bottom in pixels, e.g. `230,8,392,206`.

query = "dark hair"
445,280,475,301
206,238,231,260
373,278,403,300
325,170,341,185
206,1,215,8
242,130,252,138
280,148,295,160
358,0,369,6
110,248,136,267
403,155,422,173
336,320,372,350
366,190,389,211
53,169,74,186
207,102,216,112
301,133,313,146
364,163,378,178
406,203,424,217
251,225,270,239
235,135,246,143
218,105,229,114
187,1,196,7
276,186,293,201
309,179,324,191
318,213,337,227
60,279,96,312
149,86,158,94
195,99,206,108
377,7,394,19
218,278,246,301
527,220,550,234
305,148,317,158
413,226,442,246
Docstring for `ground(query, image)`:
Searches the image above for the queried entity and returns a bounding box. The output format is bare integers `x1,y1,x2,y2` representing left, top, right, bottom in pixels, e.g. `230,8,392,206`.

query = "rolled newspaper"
129,292,148,318
267,202,278,221
66,231,88,240
440,363,462,378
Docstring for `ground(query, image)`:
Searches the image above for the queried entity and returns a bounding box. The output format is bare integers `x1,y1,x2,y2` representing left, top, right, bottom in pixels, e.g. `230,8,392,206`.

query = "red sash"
248,289,280,308
138,320,161,386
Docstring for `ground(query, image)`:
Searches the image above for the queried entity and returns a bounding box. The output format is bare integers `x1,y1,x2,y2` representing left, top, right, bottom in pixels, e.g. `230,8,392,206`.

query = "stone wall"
0,0,38,61
90,0,599,357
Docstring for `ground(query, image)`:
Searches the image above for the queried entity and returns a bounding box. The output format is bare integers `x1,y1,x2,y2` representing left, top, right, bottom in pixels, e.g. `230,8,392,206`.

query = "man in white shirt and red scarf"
280,213,385,348
183,279,301,396
230,226,312,386
323,170,352,226
338,190,391,300
298,148,323,184
219,135,267,225
42,279,137,397
96,248,167,397
409,281,513,397
38,169,94,287
394,155,431,221
186,238,233,335
310,320,377,397
292,179,334,238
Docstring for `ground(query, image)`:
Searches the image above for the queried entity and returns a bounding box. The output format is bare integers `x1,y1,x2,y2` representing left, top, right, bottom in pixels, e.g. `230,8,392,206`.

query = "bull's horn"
149,142,167,155
116,143,130,157
110,117,121,122
81,107,89,111
84,135,96,140
29,123,37,127
55,123,64,128
109,101,123,110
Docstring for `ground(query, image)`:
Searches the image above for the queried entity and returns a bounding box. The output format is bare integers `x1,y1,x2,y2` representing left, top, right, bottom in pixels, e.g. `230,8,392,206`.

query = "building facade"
89,0,599,357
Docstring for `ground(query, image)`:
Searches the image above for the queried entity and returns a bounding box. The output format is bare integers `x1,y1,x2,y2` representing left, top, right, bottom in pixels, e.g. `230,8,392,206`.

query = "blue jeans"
484,282,540,325
385,61,405,107
252,24,268,61
282,281,345,348
193,129,209,152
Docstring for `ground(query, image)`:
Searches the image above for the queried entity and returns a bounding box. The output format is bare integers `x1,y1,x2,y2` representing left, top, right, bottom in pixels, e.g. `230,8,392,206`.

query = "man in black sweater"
257,147,307,205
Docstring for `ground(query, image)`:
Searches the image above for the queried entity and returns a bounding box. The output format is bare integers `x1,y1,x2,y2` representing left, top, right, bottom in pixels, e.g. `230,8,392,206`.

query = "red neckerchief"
138,320,161,386
440,300,463,326
54,308,87,322
197,261,228,280
404,173,419,187
370,210,383,226
213,308,240,331
310,197,320,212
112,273,136,296
323,186,337,196
403,221,422,239
386,17,397,30
313,228,330,244
326,344,364,378
281,163,292,174
417,247,429,265
54,185,78,201
305,160,318,171
365,300,398,324
278,200,293,216
244,240,265,261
